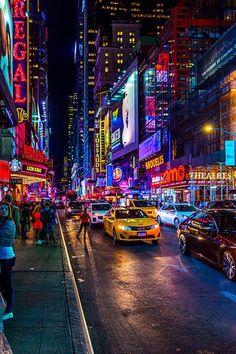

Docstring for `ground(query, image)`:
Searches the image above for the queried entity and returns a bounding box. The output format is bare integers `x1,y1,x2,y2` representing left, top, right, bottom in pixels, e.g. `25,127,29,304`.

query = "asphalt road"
58,211,236,354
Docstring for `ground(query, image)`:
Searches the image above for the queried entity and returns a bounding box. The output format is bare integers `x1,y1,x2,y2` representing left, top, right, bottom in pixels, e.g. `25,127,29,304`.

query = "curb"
57,213,94,354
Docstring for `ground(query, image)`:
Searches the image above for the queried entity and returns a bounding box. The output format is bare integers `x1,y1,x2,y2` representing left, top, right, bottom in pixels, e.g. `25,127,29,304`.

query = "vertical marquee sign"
13,0,29,123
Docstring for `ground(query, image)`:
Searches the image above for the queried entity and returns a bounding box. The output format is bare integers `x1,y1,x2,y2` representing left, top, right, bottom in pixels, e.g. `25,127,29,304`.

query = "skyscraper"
75,0,175,191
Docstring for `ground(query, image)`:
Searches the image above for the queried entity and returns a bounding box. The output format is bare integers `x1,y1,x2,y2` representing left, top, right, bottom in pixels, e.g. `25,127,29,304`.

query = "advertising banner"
0,160,10,183
0,0,13,94
139,130,161,161
198,23,236,86
111,68,138,159
225,140,236,166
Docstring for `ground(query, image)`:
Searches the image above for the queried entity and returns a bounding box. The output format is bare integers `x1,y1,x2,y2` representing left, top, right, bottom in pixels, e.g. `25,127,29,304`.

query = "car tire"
179,234,189,255
152,239,158,245
174,218,179,229
113,229,119,244
157,216,162,225
222,251,236,281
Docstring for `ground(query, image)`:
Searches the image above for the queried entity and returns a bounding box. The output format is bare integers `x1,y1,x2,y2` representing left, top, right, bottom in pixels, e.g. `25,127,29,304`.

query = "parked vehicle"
177,209,236,281
157,203,198,228
128,199,158,219
88,202,111,227
65,201,85,218
203,200,236,210
103,207,160,244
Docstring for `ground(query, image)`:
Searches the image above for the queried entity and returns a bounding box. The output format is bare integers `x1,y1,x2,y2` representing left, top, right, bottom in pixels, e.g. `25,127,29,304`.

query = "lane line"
220,290,236,303
57,213,94,354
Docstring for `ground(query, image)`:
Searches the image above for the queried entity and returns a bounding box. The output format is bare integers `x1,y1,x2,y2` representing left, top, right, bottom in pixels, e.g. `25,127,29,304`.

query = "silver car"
157,203,198,228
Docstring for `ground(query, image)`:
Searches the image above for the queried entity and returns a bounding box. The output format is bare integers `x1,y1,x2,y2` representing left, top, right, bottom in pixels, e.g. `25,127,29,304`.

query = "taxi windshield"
68,202,84,210
92,204,111,211
116,209,147,219
133,200,152,207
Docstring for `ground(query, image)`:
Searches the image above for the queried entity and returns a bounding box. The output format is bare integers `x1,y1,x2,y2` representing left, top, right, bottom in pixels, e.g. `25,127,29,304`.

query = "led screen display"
111,68,138,159
0,0,13,94
139,130,161,161
143,67,156,133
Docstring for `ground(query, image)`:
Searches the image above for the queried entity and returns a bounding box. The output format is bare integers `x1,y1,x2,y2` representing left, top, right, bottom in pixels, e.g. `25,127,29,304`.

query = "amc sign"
152,165,188,188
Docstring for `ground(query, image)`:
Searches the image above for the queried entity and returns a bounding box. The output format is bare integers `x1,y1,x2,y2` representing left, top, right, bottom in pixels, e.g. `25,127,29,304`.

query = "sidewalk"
4,225,89,354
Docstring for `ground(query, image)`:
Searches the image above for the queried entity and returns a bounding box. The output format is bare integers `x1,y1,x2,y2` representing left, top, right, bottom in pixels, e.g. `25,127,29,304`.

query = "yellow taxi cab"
103,208,160,244
128,199,158,219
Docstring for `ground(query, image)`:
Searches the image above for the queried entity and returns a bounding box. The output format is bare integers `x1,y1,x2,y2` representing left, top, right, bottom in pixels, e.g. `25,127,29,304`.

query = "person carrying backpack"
41,203,56,246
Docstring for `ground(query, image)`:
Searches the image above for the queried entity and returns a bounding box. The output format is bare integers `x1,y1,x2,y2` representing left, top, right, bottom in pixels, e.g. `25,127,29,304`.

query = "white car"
89,202,112,227
157,203,198,228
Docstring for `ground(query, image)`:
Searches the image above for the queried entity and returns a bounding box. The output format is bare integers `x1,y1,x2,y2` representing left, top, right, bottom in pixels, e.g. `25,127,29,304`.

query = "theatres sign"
13,0,29,123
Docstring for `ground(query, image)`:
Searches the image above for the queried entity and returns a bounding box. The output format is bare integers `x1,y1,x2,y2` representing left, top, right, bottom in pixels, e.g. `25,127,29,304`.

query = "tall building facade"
67,93,78,185
75,0,175,193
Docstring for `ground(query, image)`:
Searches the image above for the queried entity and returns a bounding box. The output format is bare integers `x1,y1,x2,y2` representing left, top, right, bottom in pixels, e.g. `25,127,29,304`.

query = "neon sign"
152,165,188,188
145,154,165,170
13,0,29,123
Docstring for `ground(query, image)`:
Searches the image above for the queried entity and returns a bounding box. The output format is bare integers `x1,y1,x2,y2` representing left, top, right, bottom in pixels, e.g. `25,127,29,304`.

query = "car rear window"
69,202,84,209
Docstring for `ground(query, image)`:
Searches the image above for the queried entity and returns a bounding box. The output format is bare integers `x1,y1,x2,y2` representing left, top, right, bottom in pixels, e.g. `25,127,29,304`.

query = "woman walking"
76,207,90,240
32,205,43,245
0,202,16,320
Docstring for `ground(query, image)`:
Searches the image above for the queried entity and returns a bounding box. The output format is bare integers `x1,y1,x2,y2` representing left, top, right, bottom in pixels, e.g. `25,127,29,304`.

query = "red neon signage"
0,161,10,183
152,165,188,188
13,0,29,123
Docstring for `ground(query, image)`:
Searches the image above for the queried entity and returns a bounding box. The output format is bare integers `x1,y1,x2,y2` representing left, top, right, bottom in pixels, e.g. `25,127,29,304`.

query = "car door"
105,209,115,235
197,213,220,263
165,204,176,224
160,205,169,222
183,212,206,252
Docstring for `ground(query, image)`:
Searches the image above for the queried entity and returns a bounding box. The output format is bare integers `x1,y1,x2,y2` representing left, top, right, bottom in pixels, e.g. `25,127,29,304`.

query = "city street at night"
58,211,236,354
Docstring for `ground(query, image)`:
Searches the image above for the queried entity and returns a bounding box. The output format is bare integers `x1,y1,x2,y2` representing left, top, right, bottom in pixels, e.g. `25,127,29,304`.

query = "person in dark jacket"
41,202,56,246
20,203,30,240
0,202,16,321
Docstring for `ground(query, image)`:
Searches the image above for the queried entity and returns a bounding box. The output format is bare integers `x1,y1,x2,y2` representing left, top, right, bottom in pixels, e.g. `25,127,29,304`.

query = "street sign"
225,140,236,166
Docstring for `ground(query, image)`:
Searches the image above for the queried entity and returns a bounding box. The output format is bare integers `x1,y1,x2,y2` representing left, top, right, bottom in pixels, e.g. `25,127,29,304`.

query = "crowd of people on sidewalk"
0,195,58,336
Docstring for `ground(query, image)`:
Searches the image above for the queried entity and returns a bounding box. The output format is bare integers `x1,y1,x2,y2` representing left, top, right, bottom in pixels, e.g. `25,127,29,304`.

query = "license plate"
138,232,146,237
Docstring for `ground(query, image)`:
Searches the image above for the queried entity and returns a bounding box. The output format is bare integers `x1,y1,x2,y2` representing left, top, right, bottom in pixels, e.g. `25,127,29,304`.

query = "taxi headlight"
151,224,159,229
118,225,131,231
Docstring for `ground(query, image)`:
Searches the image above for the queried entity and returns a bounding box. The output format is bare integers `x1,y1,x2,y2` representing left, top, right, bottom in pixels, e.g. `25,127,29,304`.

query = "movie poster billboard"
111,68,138,160
0,0,13,94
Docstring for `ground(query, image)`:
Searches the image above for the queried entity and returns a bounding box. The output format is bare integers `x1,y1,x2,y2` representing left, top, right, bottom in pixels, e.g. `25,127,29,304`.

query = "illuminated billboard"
0,0,13,94
139,130,161,161
111,66,138,160
143,67,156,133
13,0,29,124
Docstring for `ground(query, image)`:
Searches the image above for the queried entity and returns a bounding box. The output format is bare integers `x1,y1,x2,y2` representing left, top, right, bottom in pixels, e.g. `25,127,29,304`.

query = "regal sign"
22,144,47,164
13,0,29,123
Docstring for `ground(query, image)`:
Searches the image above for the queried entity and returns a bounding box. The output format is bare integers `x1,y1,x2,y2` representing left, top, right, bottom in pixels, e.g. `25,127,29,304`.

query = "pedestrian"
41,202,56,246
2,194,20,238
76,207,90,240
20,203,30,240
32,205,43,245
0,202,16,321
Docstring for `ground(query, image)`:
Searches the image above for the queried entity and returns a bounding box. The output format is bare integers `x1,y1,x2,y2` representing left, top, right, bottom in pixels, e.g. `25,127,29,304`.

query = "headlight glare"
118,225,131,230
151,224,159,229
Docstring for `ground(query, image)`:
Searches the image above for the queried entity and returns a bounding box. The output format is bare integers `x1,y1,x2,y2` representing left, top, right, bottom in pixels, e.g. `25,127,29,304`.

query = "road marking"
57,213,94,354
220,290,236,303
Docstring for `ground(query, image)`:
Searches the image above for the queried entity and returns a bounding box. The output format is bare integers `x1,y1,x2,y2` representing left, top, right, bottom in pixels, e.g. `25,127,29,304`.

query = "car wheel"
174,218,179,229
222,251,236,281
113,229,119,244
157,215,162,225
152,239,158,245
179,234,189,255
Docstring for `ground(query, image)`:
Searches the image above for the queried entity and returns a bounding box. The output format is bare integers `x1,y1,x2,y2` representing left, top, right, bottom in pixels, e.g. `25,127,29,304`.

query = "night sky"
41,0,77,183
